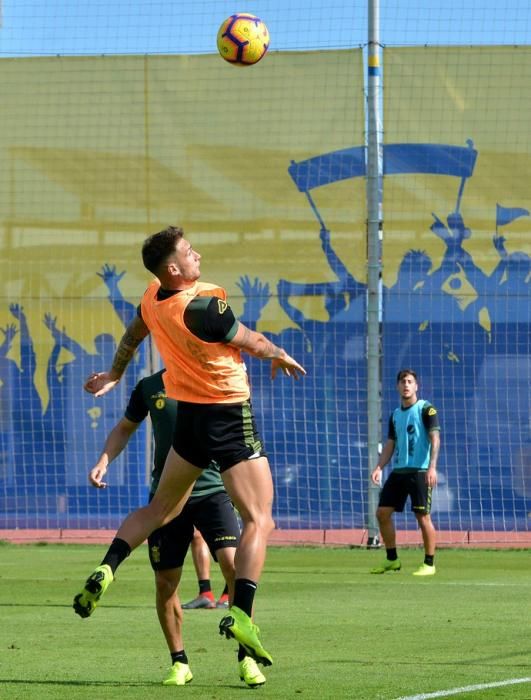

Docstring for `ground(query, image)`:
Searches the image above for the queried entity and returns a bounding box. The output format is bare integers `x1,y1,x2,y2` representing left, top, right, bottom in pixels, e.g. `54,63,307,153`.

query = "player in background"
75,226,306,669
181,530,230,609
87,369,265,687
370,369,441,576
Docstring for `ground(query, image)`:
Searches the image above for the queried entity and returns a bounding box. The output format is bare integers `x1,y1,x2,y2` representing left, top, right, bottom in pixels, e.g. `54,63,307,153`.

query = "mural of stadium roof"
188,142,478,215
187,144,342,206
9,146,224,214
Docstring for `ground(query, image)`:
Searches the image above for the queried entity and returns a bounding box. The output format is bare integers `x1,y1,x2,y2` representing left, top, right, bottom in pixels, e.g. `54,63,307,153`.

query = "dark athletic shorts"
172,400,266,472
378,469,432,514
147,490,241,571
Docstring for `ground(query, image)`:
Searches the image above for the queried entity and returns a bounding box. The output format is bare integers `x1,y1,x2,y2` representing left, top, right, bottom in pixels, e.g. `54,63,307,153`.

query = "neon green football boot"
239,656,266,687
73,564,114,618
412,563,436,576
370,558,402,574
219,606,273,667
162,662,193,686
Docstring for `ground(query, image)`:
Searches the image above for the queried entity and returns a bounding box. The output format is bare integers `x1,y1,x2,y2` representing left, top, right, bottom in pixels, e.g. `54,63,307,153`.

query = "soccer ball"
216,13,270,66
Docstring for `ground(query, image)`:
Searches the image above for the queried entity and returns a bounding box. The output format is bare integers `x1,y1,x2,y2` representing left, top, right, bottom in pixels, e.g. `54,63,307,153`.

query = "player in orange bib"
74,226,306,671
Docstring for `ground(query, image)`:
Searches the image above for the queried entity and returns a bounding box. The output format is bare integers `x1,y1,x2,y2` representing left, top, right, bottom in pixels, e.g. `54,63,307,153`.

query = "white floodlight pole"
366,0,383,547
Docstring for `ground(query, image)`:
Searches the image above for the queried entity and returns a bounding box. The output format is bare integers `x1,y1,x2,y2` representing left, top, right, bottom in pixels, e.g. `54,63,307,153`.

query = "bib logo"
217,299,227,314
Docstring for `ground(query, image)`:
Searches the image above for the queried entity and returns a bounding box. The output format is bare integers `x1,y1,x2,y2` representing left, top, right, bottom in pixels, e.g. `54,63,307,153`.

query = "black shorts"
147,490,241,571
378,470,432,514
172,400,266,472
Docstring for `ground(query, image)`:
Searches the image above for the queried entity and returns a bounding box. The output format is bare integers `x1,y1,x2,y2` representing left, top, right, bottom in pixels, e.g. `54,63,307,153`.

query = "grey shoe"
182,595,216,609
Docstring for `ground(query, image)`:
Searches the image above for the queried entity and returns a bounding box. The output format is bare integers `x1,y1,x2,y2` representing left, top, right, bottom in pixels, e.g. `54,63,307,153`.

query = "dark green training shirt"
124,369,225,498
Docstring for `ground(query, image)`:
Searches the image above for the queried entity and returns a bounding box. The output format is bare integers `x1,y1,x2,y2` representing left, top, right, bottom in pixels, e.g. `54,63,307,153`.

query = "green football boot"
239,656,266,688
370,558,402,574
413,563,436,576
219,606,273,667
162,662,193,686
73,564,114,618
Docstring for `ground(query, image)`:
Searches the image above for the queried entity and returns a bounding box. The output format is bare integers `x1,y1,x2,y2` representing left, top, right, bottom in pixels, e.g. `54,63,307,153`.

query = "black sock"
233,578,257,617
220,583,229,596
171,650,188,665
424,554,434,566
386,548,398,561
101,538,131,575
237,645,247,662
198,579,212,595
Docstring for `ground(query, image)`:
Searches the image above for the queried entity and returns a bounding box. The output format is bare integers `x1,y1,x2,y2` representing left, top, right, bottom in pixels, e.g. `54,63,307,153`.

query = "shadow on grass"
0,679,247,690
0,680,153,687
0,603,153,609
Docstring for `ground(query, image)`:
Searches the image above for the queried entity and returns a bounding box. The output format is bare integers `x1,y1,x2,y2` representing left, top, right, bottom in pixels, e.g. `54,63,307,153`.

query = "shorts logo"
150,545,161,563
155,398,166,410
217,299,228,314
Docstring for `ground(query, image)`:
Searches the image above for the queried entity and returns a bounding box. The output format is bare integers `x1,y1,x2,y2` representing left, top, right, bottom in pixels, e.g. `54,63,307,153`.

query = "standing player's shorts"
172,400,267,472
148,491,241,571
378,469,432,514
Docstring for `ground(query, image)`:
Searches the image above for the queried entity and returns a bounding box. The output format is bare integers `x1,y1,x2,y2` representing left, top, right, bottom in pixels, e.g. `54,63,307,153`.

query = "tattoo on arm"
429,433,440,465
239,325,252,346
236,324,284,359
260,338,282,359
111,330,144,375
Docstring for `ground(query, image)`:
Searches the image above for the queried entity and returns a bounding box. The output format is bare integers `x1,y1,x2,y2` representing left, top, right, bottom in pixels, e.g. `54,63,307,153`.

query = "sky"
0,0,530,57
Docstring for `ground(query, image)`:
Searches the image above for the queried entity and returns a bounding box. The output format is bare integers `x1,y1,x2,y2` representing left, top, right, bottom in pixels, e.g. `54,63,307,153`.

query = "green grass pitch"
0,543,530,699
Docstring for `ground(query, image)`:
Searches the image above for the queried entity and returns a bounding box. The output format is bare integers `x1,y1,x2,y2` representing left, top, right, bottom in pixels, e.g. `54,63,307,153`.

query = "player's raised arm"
228,321,306,380
84,315,150,396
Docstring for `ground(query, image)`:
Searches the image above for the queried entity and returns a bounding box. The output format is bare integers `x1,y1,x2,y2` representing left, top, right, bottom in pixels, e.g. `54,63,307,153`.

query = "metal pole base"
366,535,381,549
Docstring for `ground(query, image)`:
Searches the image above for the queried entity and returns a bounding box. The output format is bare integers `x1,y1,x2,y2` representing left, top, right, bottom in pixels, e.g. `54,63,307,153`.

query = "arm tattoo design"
111,329,144,375
239,325,252,346
238,324,284,359
429,434,440,465
260,338,283,359
250,334,283,359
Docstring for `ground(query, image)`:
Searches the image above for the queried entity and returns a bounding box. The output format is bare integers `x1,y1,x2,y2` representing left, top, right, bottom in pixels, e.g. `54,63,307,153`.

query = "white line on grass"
380,581,531,588
395,676,531,700
441,582,531,587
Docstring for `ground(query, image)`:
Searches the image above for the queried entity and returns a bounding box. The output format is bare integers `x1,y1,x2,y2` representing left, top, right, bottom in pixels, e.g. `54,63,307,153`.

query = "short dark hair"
396,368,418,383
141,226,184,274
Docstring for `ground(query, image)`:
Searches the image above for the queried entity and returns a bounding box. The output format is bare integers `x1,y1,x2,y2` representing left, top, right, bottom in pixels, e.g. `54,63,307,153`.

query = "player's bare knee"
255,511,275,535
146,498,181,527
416,513,434,529
155,571,178,599
217,552,236,581
240,511,275,535
376,507,391,525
